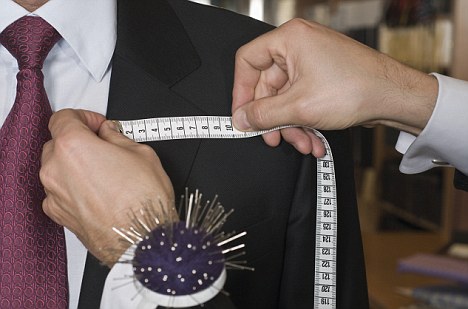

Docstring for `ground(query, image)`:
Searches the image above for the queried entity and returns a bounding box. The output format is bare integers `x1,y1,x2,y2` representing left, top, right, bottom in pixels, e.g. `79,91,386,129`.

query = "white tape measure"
117,116,337,309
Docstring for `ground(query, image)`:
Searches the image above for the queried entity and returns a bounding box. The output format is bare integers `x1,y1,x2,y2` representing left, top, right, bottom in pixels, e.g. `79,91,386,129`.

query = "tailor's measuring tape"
117,116,337,309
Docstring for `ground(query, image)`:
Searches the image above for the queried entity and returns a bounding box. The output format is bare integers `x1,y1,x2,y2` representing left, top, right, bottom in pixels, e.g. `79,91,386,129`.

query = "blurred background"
192,1,468,308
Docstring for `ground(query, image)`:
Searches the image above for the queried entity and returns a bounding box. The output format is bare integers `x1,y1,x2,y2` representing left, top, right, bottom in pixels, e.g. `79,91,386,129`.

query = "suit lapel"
113,0,201,86
107,0,205,194
77,253,109,309
80,0,205,306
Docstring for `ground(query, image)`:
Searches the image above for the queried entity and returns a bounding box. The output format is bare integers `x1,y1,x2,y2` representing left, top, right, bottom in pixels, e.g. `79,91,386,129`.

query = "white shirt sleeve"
100,255,147,309
395,73,468,175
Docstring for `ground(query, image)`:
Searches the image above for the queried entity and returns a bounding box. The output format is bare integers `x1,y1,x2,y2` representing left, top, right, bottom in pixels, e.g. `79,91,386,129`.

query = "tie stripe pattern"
0,16,68,308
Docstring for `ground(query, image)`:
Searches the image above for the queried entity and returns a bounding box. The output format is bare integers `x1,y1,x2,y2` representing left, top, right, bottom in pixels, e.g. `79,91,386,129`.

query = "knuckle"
285,18,309,34
42,199,53,218
53,133,81,156
49,109,71,131
234,47,243,60
293,98,313,125
250,103,268,127
39,165,59,195
42,198,62,226
287,18,305,28
42,140,52,152
135,143,157,159
48,111,60,129
296,102,309,123
39,166,50,187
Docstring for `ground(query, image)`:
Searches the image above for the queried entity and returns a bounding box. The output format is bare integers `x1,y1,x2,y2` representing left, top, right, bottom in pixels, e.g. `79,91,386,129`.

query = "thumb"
98,120,138,146
232,92,299,131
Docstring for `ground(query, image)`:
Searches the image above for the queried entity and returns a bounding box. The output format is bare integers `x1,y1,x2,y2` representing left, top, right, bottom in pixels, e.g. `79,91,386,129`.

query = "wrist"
101,200,177,267
85,223,127,268
376,55,438,135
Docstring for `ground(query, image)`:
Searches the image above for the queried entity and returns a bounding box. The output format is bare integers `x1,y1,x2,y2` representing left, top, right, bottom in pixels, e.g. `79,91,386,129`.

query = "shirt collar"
0,0,117,82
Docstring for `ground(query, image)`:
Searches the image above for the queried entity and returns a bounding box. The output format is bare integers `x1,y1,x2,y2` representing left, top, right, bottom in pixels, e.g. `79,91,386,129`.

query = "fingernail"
233,109,251,131
108,120,122,133
312,148,326,158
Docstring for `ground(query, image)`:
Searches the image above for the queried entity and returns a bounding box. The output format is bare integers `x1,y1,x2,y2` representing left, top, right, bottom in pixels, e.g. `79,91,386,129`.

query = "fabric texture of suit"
78,0,369,308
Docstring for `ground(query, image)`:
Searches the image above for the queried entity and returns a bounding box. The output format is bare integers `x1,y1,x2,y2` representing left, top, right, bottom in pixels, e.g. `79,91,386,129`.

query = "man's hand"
232,18,438,157
40,109,174,267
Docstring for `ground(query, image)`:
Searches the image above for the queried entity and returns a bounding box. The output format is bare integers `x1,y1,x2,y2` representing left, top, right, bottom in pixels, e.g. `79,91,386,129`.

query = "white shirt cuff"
397,73,468,175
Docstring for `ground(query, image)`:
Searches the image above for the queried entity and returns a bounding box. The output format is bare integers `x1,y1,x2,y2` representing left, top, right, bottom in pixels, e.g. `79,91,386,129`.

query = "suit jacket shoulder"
169,0,275,41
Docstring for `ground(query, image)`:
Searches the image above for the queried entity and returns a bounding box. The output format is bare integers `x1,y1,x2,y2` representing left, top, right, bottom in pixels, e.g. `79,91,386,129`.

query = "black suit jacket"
78,0,368,308
455,170,468,192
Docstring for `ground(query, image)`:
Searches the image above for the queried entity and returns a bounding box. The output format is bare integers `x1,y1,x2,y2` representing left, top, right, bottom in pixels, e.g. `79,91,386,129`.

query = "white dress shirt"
396,73,468,176
0,0,116,308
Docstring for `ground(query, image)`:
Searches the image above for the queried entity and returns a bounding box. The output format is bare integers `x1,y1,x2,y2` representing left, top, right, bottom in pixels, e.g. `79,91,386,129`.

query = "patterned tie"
0,16,68,308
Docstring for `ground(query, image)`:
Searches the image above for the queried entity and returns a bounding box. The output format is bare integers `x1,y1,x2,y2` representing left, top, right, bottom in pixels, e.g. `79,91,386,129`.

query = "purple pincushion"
132,221,225,296
110,190,251,307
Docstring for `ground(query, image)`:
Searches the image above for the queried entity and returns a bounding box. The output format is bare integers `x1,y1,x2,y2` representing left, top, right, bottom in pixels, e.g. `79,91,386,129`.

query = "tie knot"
0,16,61,70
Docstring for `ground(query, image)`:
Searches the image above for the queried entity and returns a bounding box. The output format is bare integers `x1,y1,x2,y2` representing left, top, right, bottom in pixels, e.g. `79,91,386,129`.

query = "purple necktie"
0,16,68,308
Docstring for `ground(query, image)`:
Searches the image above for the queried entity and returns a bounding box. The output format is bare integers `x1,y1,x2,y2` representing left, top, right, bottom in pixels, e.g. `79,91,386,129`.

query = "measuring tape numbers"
117,115,337,309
